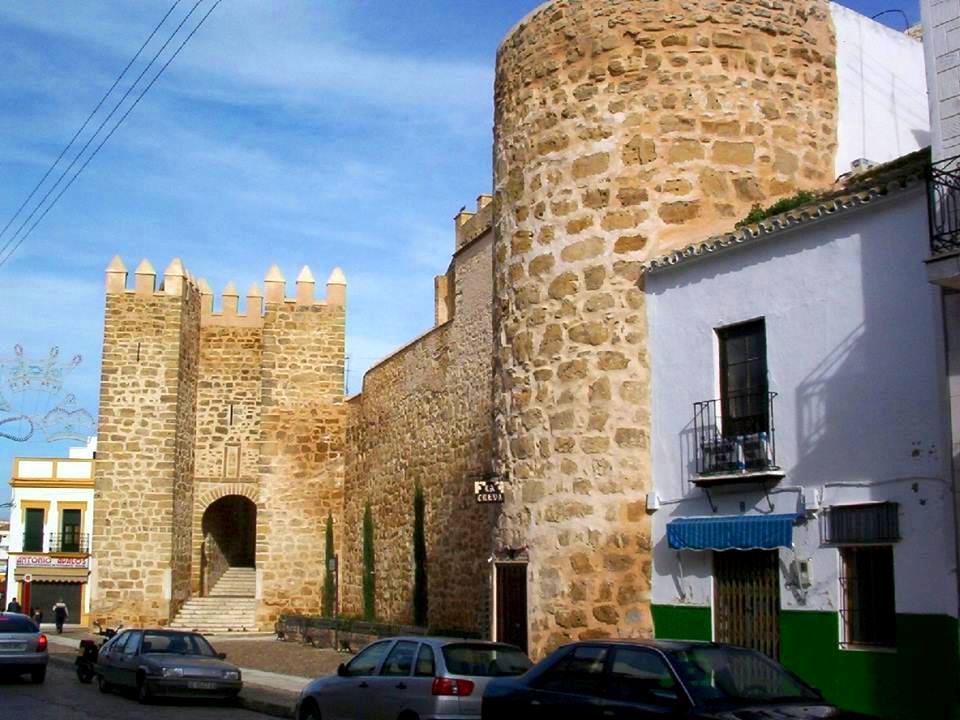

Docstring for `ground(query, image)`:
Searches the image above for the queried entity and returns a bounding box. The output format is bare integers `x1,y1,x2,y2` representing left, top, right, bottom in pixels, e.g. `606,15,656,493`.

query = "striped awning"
22,567,89,583
667,513,801,551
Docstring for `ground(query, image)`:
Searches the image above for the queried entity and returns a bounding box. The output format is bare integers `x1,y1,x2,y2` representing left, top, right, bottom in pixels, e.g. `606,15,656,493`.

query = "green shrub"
735,190,816,229
362,503,376,621
322,513,335,617
413,482,428,626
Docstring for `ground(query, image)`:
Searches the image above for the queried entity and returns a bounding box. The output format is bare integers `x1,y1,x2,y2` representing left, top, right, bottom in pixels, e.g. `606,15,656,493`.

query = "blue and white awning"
667,513,801,551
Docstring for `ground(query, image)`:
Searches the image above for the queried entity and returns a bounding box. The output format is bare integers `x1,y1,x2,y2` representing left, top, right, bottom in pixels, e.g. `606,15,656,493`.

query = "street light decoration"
0,345,94,443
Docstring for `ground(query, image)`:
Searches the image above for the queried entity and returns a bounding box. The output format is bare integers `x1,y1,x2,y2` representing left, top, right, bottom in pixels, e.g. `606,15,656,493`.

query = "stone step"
171,585,258,632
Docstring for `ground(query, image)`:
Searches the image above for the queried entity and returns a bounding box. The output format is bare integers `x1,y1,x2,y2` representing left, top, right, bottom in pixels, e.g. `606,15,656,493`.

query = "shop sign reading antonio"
17,555,88,569
474,478,504,504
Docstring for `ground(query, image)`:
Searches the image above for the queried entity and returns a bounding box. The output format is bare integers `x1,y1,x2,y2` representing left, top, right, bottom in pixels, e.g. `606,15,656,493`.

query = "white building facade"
643,155,959,719
3,441,96,625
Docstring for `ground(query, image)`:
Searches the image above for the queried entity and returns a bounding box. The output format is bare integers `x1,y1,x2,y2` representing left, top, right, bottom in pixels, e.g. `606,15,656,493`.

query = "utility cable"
870,9,911,29
0,0,209,267
0,0,224,269
0,0,184,254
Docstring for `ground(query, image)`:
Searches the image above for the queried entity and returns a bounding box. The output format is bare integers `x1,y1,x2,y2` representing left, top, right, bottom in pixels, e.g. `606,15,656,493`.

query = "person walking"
5,597,21,613
31,607,43,626
52,598,68,633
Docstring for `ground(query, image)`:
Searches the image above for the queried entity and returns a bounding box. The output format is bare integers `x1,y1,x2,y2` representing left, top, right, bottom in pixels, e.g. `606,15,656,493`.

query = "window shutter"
822,502,899,544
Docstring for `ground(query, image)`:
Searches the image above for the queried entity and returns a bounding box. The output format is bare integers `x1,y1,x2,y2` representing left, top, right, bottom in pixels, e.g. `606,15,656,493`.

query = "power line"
0,0,205,264
870,9,911,29
0,0,184,250
0,0,215,268
0,0,226,270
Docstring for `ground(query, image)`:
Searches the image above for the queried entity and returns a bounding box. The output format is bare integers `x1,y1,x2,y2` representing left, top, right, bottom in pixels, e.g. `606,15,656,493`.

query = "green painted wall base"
652,604,960,720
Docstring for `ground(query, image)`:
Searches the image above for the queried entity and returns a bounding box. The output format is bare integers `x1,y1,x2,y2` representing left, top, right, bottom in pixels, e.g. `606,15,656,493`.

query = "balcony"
926,154,960,288
48,532,90,554
692,392,783,487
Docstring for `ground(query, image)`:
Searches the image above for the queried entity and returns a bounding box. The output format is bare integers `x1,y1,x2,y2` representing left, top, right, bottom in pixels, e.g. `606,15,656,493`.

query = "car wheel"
30,667,46,684
137,676,152,704
97,674,112,693
300,699,322,720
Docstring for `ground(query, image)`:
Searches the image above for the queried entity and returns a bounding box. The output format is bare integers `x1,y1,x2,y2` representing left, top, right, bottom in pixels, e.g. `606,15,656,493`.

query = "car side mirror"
337,663,348,677
217,652,227,660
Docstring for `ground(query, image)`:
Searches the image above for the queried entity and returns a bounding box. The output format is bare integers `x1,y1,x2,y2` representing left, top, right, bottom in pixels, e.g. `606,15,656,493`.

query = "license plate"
187,681,219,690
0,643,26,652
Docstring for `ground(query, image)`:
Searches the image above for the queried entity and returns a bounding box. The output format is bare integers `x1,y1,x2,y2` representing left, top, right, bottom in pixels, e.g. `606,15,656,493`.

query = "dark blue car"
482,639,881,719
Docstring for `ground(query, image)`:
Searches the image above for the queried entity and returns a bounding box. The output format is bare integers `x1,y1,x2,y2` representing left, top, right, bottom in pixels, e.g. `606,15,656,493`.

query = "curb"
47,653,297,718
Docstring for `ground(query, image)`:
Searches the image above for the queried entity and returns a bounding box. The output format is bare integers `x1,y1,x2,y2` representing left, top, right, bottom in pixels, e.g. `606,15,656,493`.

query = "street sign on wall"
475,479,504,504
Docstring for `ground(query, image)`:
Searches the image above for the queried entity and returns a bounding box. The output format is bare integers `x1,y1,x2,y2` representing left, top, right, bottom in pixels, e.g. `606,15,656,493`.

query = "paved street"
0,662,275,720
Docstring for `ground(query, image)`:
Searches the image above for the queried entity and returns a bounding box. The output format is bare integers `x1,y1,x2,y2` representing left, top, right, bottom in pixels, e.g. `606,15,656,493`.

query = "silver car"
0,612,48,683
296,637,532,720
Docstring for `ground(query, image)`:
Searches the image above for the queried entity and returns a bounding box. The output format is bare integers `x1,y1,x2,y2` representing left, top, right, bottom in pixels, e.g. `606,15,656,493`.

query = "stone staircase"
170,567,257,634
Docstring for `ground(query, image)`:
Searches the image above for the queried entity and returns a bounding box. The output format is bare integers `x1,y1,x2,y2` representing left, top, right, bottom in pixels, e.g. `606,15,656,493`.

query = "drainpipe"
940,290,960,620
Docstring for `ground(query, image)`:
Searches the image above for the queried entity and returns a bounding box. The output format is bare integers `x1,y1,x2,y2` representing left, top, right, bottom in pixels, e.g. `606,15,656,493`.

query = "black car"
482,640,880,719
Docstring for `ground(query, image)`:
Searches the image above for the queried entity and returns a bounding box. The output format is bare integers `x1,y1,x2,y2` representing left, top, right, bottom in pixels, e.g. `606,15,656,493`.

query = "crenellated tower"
92,256,347,629
93,256,202,626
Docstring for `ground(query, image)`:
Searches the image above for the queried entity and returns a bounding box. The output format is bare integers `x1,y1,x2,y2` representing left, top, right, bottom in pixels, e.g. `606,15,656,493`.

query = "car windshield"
668,646,821,707
141,631,216,657
0,614,38,633
442,643,532,677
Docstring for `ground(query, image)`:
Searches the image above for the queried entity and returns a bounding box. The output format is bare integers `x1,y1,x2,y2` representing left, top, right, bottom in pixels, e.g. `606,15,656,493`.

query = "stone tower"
92,257,346,628
491,0,839,656
92,257,201,626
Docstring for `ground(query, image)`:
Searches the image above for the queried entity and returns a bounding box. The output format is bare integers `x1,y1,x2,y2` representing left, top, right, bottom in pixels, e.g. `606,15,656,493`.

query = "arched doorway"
201,495,257,596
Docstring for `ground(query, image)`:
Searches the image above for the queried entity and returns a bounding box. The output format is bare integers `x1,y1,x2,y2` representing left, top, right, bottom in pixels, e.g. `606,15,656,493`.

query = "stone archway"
200,495,257,596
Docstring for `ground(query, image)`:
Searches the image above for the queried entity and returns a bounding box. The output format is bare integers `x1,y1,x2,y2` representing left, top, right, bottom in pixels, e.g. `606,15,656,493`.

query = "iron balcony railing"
48,532,90,554
928,154,960,256
693,392,778,476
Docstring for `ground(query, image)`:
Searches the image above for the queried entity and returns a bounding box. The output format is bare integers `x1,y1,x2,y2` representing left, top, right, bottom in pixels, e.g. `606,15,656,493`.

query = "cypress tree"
362,502,376,620
322,513,335,617
413,482,428,626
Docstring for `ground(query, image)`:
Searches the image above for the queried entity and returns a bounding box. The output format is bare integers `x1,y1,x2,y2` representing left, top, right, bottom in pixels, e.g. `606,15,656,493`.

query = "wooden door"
495,563,528,653
714,550,780,659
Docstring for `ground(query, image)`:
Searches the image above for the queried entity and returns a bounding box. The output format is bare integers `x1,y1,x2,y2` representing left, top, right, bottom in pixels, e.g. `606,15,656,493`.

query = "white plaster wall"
832,3,930,176
6,486,96,554
647,187,959,619
3,485,95,614
921,0,960,160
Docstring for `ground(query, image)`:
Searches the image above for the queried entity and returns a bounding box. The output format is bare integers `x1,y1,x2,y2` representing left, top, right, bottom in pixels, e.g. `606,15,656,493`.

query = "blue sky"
0,0,920,515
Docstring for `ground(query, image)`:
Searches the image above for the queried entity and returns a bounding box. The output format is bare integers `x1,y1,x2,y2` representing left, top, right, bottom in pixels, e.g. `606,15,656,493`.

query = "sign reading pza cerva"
474,479,504,504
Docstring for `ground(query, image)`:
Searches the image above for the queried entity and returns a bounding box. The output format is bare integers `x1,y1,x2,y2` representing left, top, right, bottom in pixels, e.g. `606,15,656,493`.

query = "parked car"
0,612,48,683
482,639,882,719
296,636,533,720
95,628,242,703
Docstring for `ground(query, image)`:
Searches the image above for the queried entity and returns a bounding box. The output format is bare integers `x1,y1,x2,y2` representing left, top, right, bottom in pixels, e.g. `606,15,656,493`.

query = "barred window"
840,545,896,647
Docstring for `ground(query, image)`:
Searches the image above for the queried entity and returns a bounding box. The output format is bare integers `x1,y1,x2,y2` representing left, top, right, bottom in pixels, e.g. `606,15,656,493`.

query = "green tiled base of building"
652,604,960,720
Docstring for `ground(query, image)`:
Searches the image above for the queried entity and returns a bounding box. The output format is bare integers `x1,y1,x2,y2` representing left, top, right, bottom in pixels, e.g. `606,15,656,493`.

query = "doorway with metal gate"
714,550,781,659
494,562,528,653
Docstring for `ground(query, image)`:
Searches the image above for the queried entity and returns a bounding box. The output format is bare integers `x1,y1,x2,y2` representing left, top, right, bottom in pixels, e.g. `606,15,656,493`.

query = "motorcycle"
75,621,123,683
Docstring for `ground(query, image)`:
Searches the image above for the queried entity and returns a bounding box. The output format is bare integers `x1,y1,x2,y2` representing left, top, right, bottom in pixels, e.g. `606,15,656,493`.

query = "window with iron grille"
822,502,900,545
717,319,769,438
839,545,896,647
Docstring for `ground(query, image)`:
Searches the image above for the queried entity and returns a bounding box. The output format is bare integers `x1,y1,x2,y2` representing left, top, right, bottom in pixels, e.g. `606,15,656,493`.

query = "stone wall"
170,275,201,618
491,0,839,657
190,323,264,594
92,260,201,627
257,298,346,627
343,212,496,633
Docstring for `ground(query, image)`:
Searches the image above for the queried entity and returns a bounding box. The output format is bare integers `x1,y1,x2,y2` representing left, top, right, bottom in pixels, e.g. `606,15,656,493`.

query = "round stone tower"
491,0,838,656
